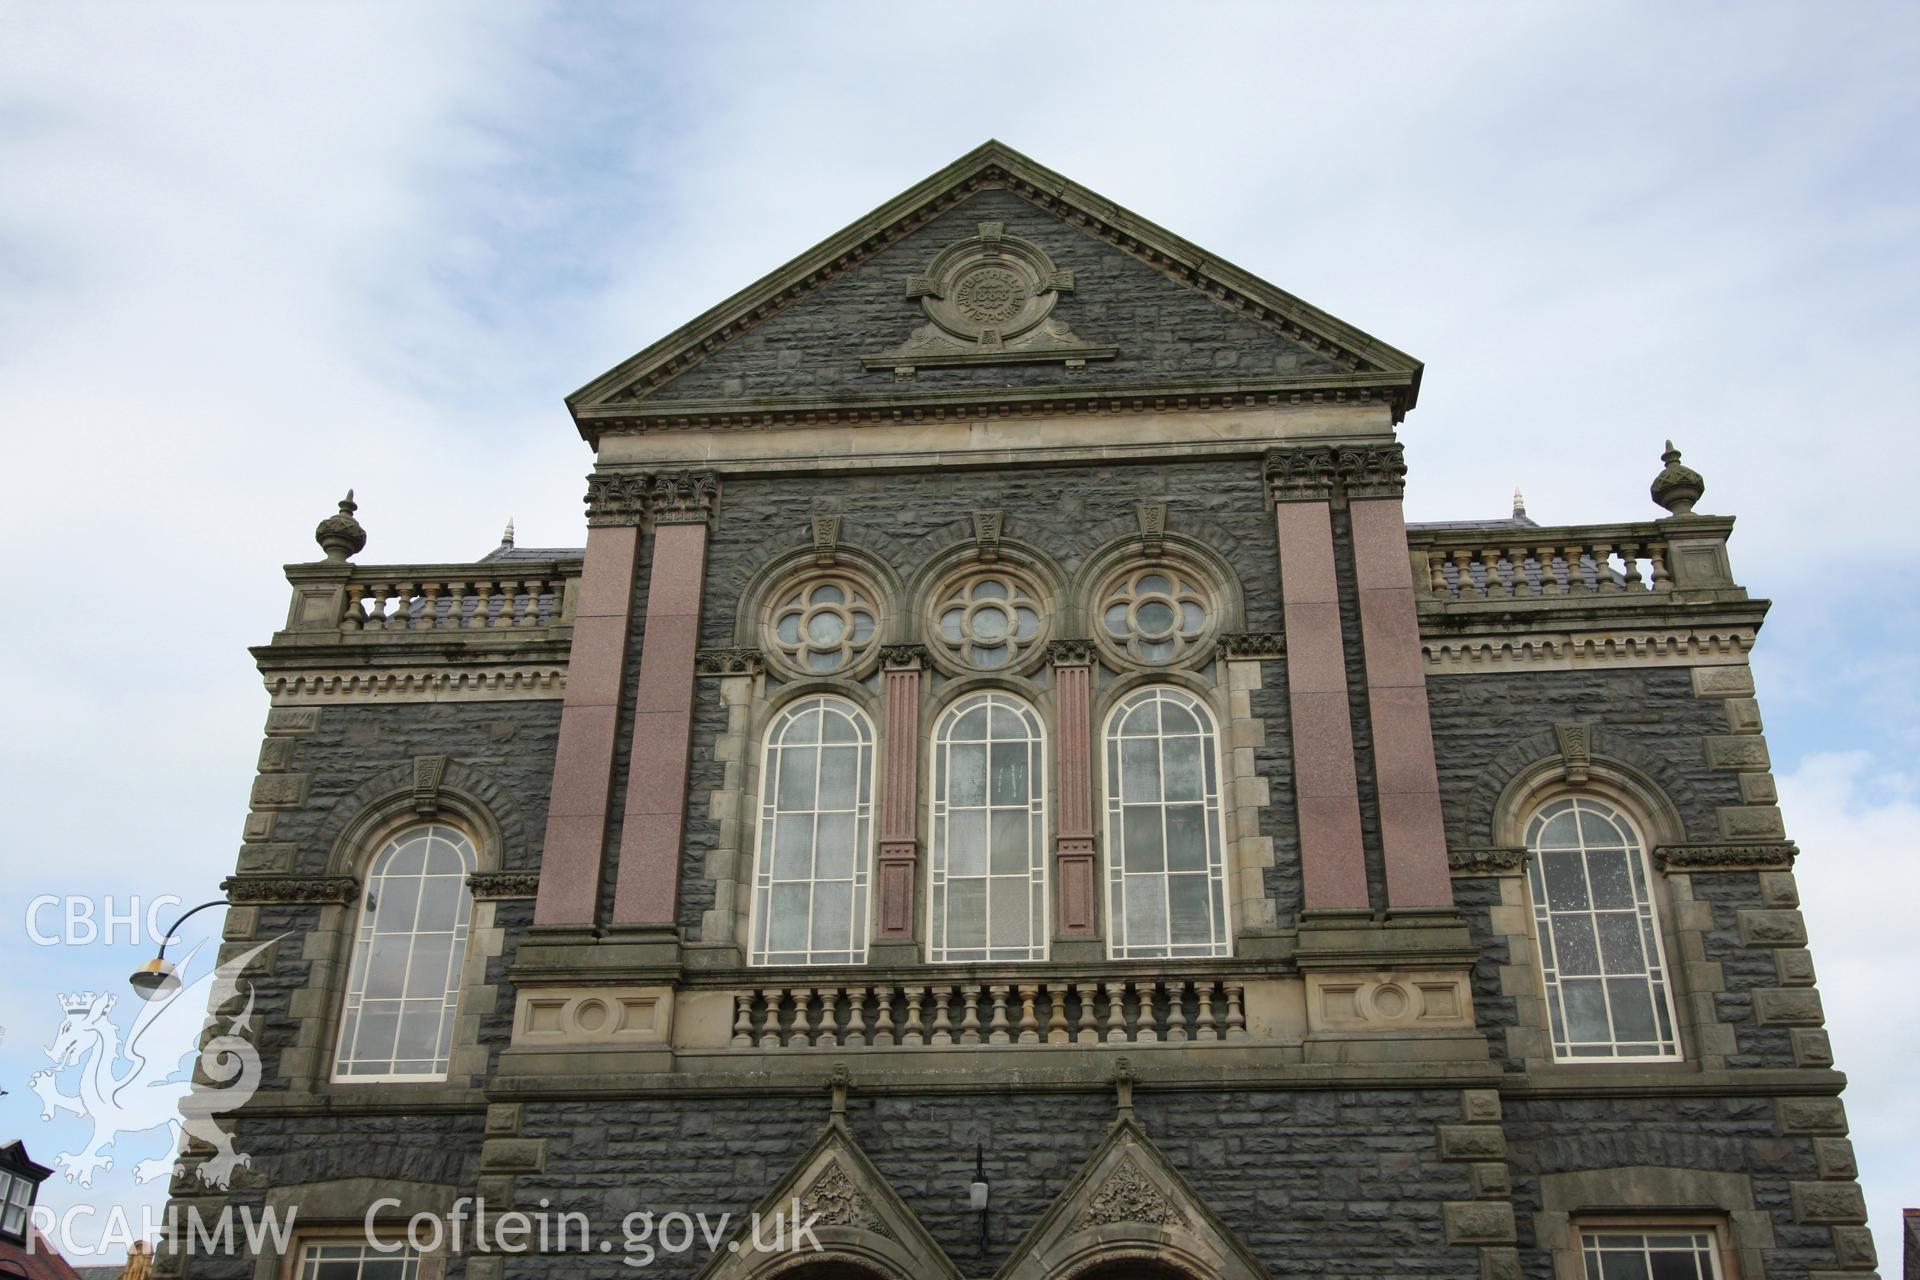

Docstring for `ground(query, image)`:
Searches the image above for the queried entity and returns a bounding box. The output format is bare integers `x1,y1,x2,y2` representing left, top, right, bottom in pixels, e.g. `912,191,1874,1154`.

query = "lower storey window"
298,1242,422,1279
1581,1229,1722,1279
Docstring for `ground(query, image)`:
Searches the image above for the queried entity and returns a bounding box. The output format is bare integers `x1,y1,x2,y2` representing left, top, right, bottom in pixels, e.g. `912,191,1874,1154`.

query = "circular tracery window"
767,574,880,675
1097,565,1215,666
929,570,1047,671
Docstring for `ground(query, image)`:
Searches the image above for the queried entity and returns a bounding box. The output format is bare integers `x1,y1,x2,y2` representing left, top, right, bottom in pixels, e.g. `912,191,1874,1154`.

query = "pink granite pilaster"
610,513,711,928
533,521,640,927
1350,494,1454,909
1272,495,1371,912
1051,649,1097,936
875,649,925,940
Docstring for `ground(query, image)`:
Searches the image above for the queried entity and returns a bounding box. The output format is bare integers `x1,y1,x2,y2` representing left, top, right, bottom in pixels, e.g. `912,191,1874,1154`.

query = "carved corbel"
971,511,1002,563
812,515,842,566
412,754,448,816
1135,503,1167,556
1553,723,1592,785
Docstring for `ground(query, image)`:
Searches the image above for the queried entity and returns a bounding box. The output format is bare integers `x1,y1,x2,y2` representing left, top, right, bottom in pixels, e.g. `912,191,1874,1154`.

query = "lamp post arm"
154,899,231,955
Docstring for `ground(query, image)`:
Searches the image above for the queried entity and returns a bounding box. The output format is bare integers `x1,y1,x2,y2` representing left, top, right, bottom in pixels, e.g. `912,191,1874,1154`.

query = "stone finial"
314,490,367,561
1512,487,1527,520
500,517,515,549
1650,440,1705,516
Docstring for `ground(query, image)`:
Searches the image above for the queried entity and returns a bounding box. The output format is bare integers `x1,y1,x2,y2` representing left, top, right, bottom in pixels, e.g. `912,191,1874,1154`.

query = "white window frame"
1101,686,1232,961
0,1170,27,1237
294,1239,426,1279
1526,795,1683,1062
747,695,875,967
331,824,477,1083
927,690,1050,963
1576,1224,1728,1279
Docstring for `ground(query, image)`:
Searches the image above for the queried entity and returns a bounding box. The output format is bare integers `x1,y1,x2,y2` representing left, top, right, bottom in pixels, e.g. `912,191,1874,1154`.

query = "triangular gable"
697,1117,964,1280
994,1115,1270,1280
569,140,1421,435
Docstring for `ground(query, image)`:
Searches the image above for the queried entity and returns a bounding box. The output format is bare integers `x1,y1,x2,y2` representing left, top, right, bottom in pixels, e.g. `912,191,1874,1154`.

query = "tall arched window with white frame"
1525,795,1682,1060
1103,687,1230,960
333,824,477,1081
749,696,875,966
928,691,1048,963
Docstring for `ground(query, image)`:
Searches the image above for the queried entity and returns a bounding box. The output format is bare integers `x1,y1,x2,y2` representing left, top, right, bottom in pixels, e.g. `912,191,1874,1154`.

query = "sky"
0,0,1915,1268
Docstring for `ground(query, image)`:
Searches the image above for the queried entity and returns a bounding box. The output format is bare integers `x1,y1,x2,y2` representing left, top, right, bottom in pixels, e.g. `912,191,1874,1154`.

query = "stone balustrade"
1410,523,1673,602
728,974,1251,1050
277,560,583,641
338,567,578,632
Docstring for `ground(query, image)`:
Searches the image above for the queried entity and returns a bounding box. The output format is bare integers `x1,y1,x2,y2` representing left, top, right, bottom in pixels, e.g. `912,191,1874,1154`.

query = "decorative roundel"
766,573,881,676
1096,564,1217,667
928,569,1049,672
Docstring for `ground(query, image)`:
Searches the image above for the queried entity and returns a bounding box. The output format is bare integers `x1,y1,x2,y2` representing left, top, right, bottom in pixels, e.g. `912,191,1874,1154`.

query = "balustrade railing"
1411,525,1671,602
729,976,1250,1050
332,564,579,633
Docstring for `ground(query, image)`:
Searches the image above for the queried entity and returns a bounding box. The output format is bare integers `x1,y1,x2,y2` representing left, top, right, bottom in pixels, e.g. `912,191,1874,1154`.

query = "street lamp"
127,899,230,999
969,1140,990,1249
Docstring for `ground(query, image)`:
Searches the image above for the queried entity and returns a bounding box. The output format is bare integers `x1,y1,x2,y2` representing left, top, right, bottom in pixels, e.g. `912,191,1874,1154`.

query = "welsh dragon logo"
29,939,276,1190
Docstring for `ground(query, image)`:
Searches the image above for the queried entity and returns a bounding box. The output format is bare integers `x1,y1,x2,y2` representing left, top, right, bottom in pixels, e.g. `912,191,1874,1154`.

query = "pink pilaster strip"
610,520,709,927
1274,502,1371,911
875,659,923,939
1053,657,1096,936
1350,497,1454,909
533,523,639,927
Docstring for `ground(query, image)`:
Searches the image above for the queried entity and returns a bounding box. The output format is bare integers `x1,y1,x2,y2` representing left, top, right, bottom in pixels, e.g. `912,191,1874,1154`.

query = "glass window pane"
1607,978,1659,1042
818,747,859,808
814,814,855,879
773,815,814,878
1168,875,1213,944
949,744,988,805
948,811,988,877
990,811,1029,875
769,884,809,950
776,747,817,809
1586,848,1635,909
1542,849,1589,909
1122,806,1165,872
1162,737,1203,801
1553,915,1602,975
947,881,987,949
1596,912,1647,974
989,879,1030,948
809,884,852,953
1164,805,1208,871
990,742,1029,806
1125,879,1168,946
1562,978,1610,1043
1121,740,1162,801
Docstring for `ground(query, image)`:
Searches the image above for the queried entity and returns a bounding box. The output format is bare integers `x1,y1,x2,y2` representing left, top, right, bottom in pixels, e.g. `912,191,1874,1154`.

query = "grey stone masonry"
648,188,1348,404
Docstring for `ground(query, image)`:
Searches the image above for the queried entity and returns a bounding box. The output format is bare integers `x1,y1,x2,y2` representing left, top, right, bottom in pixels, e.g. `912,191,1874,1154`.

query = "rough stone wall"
1249,669,1304,929
1502,1094,1826,1279
1426,666,1747,848
595,535,655,923
649,187,1347,404
268,700,562,879
507,1087,1476,1280
1331,507,1389,908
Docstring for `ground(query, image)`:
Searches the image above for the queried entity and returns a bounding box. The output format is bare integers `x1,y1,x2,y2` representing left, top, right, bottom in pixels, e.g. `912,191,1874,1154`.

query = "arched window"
929,691,1047,963
333,824,477,1081
750,696,875,966
1104,687,1229,960
1525,796,1681,1060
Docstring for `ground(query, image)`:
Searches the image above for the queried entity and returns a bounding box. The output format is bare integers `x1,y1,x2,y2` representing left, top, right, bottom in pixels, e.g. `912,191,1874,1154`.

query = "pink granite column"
610,474,717,928
1051,642,1097,936
1344,446,1454,910
1267,450,1370,912
534,474,649,927
875,647,926,940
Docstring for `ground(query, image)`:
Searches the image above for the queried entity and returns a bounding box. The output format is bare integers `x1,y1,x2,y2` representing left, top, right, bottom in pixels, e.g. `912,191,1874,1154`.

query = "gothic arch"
697,1119,963,1280
995,1117,1268,1280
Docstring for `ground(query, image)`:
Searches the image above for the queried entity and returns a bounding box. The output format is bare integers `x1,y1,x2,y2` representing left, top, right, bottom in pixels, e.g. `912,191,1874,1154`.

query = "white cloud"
1777,752,1920,1270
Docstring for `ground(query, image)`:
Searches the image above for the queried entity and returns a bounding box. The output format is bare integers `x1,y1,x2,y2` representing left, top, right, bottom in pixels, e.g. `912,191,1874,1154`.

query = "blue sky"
1,0,1915,1267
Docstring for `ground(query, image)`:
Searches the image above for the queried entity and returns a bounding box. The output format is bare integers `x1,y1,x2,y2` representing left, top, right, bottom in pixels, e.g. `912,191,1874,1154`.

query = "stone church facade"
160,143,1873,1279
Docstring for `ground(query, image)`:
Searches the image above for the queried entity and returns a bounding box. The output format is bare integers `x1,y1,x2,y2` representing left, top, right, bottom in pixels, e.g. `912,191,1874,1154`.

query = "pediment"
569,140,1421,435
994,1117,1270,1280
697,1118,964,1280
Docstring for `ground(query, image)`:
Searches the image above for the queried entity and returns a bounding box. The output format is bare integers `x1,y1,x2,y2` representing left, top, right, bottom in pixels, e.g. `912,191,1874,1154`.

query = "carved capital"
695,647,764,677
221,874,358,905
1218,631,1285,659
1045,638,1097,666
1335,442,1408,499
1264,446,1339,502
467,870,540,899
880,645,930,671
584,472,651,527
650,471,719,525
1447,847,1527,875
1654,841,1798,871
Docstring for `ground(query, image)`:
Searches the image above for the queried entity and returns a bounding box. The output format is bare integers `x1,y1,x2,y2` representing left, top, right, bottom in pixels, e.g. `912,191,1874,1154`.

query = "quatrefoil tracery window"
767,574,881,676
1097,566,1215,667
929,569,1048,672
